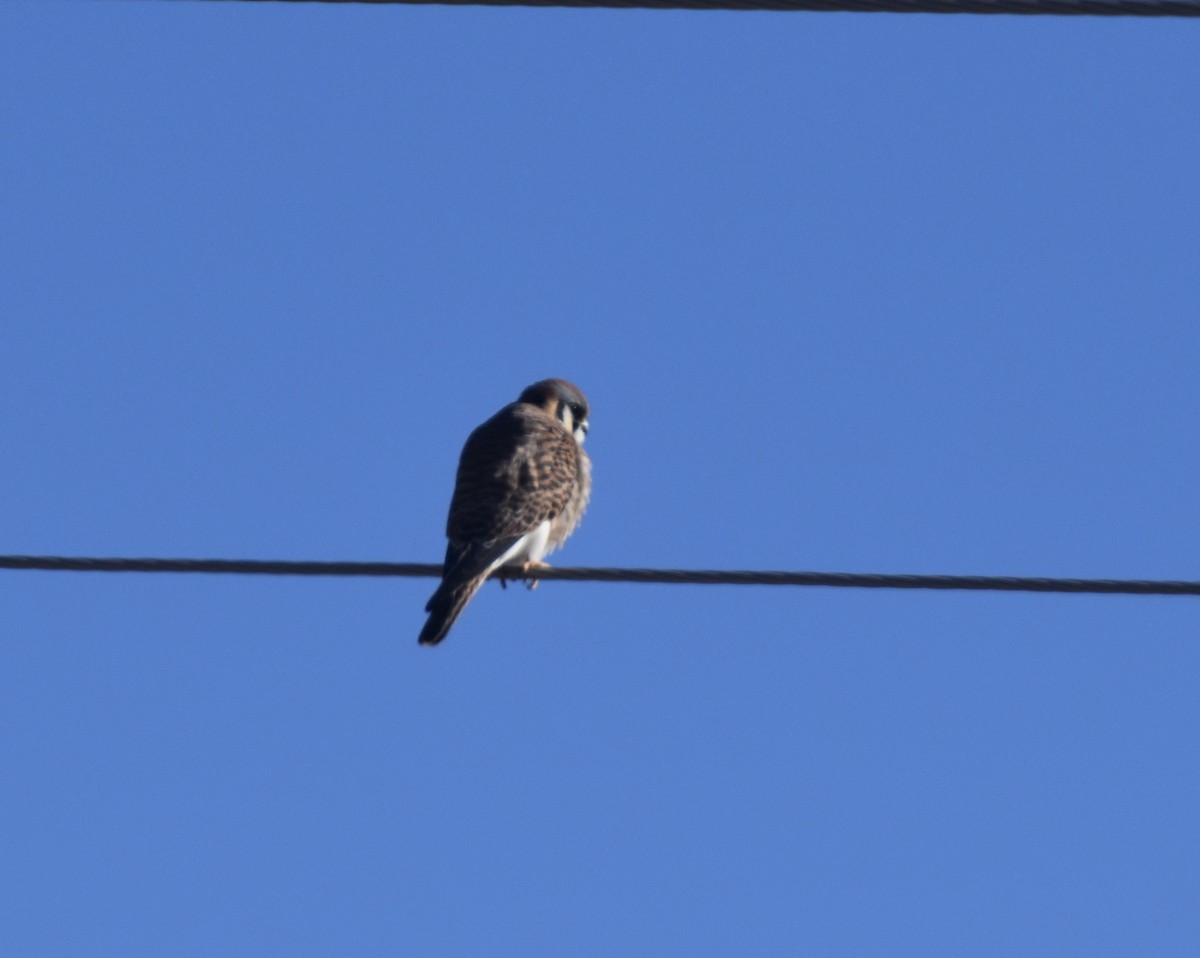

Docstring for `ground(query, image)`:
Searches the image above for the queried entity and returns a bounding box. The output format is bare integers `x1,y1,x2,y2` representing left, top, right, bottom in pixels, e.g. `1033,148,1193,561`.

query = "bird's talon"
521,560,550,590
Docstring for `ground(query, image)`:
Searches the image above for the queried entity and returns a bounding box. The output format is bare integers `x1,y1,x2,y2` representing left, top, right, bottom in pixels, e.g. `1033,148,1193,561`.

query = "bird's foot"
520,560,550,591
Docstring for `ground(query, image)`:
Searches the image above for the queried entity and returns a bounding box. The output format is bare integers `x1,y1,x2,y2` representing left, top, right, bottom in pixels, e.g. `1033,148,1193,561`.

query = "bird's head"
518,378,590,444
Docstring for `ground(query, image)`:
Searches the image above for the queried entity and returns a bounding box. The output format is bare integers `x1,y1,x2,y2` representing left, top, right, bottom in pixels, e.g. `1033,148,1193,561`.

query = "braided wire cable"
212,0,1200,17
2,555,1198,596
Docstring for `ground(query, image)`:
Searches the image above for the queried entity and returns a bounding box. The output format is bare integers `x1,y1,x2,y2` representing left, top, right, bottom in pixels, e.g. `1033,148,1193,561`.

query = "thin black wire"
2,555,1198,596
205,0,1200,18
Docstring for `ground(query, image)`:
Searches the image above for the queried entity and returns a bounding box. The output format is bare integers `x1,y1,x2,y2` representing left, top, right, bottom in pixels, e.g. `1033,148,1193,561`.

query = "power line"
2,555,1198,597
203,0,1200,18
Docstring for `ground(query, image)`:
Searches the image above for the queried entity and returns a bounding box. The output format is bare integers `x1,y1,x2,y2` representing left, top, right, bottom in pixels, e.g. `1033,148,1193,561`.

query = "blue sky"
2,2,1199,954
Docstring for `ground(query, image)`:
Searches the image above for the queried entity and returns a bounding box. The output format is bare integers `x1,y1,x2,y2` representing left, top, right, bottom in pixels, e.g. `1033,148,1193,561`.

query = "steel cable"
211,0,1200,18
2,555,1198,597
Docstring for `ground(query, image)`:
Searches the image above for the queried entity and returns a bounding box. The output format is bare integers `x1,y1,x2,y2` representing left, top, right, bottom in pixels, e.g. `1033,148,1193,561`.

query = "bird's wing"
445,403,579,561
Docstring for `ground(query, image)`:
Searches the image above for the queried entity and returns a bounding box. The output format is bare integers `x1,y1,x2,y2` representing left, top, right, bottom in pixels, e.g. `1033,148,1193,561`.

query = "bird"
418,378,592,646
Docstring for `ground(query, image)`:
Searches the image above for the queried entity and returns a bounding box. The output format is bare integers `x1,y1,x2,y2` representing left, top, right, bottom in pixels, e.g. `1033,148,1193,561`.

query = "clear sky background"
2,2,1198,954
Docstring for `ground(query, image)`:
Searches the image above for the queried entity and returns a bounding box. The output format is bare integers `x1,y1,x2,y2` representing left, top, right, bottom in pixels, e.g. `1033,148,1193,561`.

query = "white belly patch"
486,520,553,576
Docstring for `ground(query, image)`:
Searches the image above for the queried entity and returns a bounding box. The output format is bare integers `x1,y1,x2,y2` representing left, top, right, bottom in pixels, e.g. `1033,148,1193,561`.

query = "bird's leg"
520,559,550,591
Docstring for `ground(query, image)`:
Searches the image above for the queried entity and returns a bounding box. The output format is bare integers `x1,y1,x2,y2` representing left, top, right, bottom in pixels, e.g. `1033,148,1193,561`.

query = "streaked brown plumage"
419,379,592,646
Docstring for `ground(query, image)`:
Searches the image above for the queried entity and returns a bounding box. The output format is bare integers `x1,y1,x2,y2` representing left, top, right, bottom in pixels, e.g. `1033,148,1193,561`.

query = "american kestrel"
418,378,592,646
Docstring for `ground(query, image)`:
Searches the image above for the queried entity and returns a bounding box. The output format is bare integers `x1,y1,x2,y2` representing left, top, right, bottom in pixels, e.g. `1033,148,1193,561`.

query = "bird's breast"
549,448,591,552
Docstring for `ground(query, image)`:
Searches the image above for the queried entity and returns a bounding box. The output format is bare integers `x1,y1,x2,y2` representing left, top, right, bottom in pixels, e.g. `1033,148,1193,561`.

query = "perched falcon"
418,378,592,646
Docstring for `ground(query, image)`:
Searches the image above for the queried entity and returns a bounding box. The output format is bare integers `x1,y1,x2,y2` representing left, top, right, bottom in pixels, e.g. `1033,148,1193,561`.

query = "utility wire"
2,555,1198,597
205,0,1200,19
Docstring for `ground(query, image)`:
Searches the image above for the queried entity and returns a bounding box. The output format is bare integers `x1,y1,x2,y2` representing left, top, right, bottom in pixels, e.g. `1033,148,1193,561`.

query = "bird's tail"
418,574,487,646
